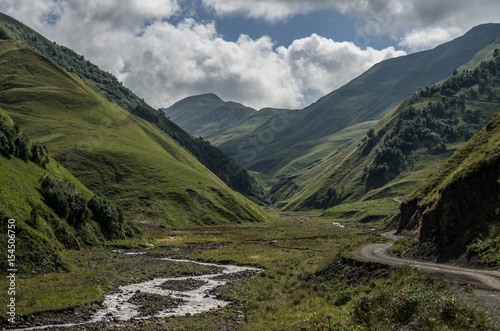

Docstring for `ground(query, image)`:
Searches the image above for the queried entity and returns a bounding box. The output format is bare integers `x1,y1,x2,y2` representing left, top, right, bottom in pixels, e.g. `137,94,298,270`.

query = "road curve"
353,231,500,291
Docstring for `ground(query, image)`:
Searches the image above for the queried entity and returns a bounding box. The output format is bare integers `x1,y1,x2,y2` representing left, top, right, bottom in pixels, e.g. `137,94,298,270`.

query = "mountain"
0,12,266,204
0,15,270,229
398,91,500,264
164,93,369,179
166,24,500,180
271,46,500,217
164,93,261,145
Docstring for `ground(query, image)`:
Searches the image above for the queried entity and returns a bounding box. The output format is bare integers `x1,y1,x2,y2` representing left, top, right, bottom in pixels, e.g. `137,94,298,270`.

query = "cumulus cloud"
399,27,463,51
278,34,406,103
395,0,500,50
201,0,334,22
7,0,496,110
0,0,408,110
117,22,405,110
120,19,305,110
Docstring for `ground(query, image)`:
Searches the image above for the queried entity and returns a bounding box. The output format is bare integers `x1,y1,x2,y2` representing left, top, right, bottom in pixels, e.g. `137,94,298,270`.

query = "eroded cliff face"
399,112,500,257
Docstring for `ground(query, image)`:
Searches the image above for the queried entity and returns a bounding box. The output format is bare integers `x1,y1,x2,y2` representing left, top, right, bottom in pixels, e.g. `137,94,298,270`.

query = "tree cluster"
419,49,500,100
365,51,500,184
168,133,269,204
0,114,49,167
40,175,127,239
40,175,90,227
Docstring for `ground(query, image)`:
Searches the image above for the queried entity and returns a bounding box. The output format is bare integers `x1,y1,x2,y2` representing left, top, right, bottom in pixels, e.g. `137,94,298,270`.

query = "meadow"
1,214,490,330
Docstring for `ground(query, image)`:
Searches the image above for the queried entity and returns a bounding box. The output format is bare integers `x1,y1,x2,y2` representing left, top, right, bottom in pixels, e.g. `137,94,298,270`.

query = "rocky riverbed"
9,253,262,330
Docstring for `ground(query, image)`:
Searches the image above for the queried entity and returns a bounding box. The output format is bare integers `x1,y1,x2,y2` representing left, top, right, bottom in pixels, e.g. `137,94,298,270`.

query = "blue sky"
189,6,392,50
1,0,499,109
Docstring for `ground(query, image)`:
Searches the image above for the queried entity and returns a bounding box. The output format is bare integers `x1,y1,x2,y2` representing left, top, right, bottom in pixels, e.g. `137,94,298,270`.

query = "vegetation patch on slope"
396,51,500,265
0,109,138,275
398,111,500,264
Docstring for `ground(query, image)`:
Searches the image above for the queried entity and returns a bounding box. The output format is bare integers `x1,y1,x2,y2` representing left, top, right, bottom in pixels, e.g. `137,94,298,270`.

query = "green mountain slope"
164,93,257,144
164,93,372,179
178,24,500,179
0,12,266,203
398,99,500,264
0,107,129,274
274,48,500,215
0,26,269,228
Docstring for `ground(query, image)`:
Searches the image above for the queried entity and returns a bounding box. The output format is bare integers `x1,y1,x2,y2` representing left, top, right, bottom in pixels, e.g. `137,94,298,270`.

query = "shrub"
87,195,125,239
40,175,91,227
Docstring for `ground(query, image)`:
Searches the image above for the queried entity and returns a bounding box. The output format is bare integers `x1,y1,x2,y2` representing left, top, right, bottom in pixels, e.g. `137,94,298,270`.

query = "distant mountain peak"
181,93,223,104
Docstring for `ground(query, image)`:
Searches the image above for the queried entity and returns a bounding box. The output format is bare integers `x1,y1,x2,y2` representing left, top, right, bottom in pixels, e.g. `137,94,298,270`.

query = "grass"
398,109,500,256
0,37,270,228
172,220,490,330
466,225,500,267
255,120,378,179
249,170,279,191
0,123,105,274
0,215,491,329
321,198,400,223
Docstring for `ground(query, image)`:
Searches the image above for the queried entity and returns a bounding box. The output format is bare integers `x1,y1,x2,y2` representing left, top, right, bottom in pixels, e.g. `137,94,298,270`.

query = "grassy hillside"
398,64,500,264
0,107,131,275
0,12,267,203
274,48,500,217
213,24,500,179
165,93,375,179
0,28,270,229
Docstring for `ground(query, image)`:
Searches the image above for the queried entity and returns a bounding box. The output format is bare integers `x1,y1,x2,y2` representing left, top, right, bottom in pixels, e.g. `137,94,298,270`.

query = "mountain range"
165,23,500,264
1,10,500,328
1,10,500,273
165,23,500,181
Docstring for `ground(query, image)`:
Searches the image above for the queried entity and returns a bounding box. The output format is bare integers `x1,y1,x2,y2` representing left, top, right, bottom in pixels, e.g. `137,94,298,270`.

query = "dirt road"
353,231,500,291
354,231,500,326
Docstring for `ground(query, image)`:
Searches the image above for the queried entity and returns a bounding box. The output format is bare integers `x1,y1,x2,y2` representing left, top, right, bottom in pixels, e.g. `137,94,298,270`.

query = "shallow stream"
18,253,262,330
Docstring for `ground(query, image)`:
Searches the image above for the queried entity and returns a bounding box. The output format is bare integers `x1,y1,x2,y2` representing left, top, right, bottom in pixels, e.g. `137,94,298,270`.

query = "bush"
31,142,49,167
0,113,50,167
40,175,91,227
39,175,130,240
87,195,125,239
349,271,489,329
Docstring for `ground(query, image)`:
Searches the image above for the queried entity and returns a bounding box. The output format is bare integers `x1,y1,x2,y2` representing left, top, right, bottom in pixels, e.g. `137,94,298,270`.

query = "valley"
2,217,497,330
0,11,499,331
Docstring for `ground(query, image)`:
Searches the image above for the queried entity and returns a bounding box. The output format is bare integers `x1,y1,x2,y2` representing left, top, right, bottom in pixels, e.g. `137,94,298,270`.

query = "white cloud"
398,27,463,51
0,0,408,110
201,0,333,22
202,0,500,52
6,0,496,110
278,34,406,103
119,19,305,110
113,23,405,109
200,0,400,22
396,0,500,51
0,0,179,31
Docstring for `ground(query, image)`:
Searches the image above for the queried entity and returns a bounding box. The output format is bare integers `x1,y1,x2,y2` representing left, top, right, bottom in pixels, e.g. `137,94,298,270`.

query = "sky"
1,1,499,110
